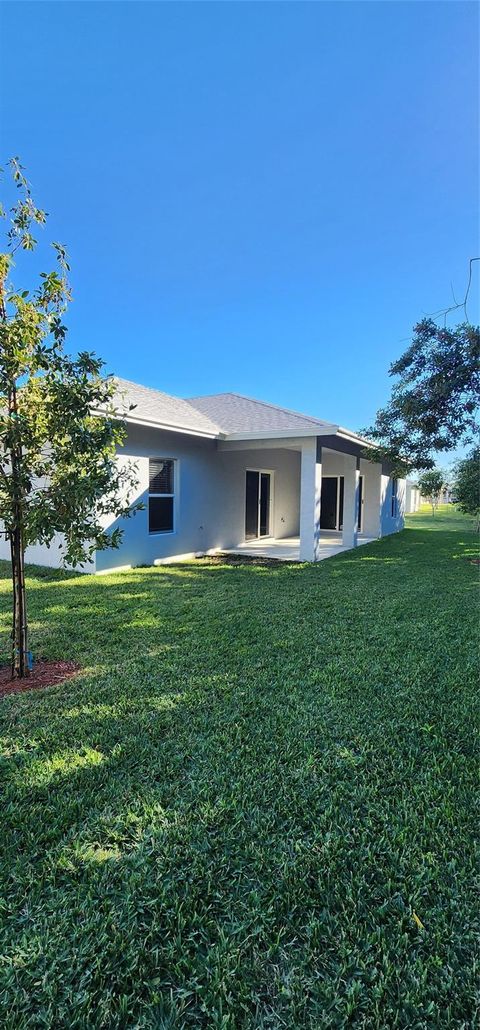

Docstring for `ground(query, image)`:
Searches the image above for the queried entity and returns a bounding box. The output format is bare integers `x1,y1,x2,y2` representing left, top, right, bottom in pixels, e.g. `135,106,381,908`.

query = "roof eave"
222,426,373,448
99,407,371,447
336,427,374,448
120,412,220,439
223,426,337,442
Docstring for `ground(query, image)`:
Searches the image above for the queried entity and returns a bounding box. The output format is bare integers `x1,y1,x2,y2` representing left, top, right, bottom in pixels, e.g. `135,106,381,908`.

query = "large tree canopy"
364,318,480,474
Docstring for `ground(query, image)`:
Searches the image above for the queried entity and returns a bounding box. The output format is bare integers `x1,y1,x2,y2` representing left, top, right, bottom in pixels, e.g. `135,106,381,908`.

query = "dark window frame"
149,458,176,534
391,478,398,518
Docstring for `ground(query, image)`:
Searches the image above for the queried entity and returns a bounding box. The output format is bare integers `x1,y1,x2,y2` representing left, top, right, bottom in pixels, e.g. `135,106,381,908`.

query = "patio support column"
363,461,383,539
299,438,322,561
342,454,359,550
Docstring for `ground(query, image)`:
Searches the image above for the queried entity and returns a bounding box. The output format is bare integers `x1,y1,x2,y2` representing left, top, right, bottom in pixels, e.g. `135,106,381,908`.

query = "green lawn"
0,508,478,1028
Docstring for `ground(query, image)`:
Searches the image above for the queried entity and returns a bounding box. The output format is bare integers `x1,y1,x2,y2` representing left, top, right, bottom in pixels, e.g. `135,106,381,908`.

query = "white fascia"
336,427,374,448
121,414,220,439
222,426,339,442
95,404,220,439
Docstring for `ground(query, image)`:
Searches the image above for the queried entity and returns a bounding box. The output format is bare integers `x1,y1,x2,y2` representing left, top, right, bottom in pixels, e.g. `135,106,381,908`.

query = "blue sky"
1,1,478,453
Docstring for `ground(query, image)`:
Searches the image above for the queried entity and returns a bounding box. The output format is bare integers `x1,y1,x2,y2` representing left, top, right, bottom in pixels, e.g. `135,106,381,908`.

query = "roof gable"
187,392,336,435
108,379,366,444
111,378,220,436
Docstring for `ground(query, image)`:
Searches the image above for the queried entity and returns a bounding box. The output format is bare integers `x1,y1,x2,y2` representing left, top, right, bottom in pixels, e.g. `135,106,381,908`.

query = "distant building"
405,481,421,513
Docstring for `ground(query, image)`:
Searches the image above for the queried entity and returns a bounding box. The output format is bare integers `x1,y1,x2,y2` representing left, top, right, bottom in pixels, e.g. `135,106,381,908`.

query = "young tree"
0,159,139,678
418,469,445,517
453,448,480,530
364,317,480,474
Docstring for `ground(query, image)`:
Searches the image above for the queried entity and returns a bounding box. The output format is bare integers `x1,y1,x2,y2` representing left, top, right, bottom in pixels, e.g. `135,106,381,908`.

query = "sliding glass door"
319,474,363,532
320,476,345,530
245,471,272,540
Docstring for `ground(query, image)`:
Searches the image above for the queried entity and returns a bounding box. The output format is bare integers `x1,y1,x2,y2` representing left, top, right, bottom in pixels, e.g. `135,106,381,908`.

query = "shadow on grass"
1,523,478,678
1,518,478,1027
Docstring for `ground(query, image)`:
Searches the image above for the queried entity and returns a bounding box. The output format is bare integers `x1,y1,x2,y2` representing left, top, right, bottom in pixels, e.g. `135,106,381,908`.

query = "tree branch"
426,257,479,327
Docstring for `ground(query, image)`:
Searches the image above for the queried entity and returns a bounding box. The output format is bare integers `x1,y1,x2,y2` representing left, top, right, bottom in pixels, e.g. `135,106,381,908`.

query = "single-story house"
0,379,406,570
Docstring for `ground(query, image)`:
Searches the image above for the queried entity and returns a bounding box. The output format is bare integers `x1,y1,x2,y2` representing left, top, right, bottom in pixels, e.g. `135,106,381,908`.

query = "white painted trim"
336,427,373,447
148,456,179,535
224,427,338,441
119,413,218,439
223,426,371,446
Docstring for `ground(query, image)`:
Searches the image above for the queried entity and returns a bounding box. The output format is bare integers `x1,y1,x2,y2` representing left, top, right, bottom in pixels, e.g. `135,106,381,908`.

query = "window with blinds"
149,458,175,533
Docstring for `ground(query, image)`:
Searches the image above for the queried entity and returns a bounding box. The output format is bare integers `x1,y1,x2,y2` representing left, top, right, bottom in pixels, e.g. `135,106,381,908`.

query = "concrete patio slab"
221,531,377,562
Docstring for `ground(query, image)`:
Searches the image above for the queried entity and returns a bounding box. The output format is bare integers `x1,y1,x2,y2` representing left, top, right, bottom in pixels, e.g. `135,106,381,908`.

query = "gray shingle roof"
111,378,221,436
187,392,336,435
110,378,339,438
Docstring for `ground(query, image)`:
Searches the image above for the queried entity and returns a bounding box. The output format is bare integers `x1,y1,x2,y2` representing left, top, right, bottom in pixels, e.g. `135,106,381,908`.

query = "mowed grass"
0,508,478,1029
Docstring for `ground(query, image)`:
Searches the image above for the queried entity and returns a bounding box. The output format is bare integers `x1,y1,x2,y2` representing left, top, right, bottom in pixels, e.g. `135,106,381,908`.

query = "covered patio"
216,430,392,563
221,530,377,562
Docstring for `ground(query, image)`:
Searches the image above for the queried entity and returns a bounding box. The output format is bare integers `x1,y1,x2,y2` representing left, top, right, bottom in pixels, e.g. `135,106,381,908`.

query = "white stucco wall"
380,474,406,535
0,431,302,572
0,427,406,571
360,459,382,537
95,425,222,571
213,446,301,550
321,450,344,476
0,427,221,572
96,430,302,570
318,449,405,538
319,451,383,537
0,531,81,571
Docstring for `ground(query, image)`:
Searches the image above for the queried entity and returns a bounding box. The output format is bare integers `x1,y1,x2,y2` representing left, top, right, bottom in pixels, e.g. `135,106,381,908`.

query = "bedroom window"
149,458,175,533
391,478,398,518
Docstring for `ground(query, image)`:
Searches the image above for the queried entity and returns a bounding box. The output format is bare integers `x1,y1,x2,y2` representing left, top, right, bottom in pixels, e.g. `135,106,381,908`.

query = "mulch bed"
195,553,297,567
0,660,80,699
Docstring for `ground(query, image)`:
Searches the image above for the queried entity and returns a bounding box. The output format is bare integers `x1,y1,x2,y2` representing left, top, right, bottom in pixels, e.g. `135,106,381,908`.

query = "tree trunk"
10,521,28,678
7,376,29,679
